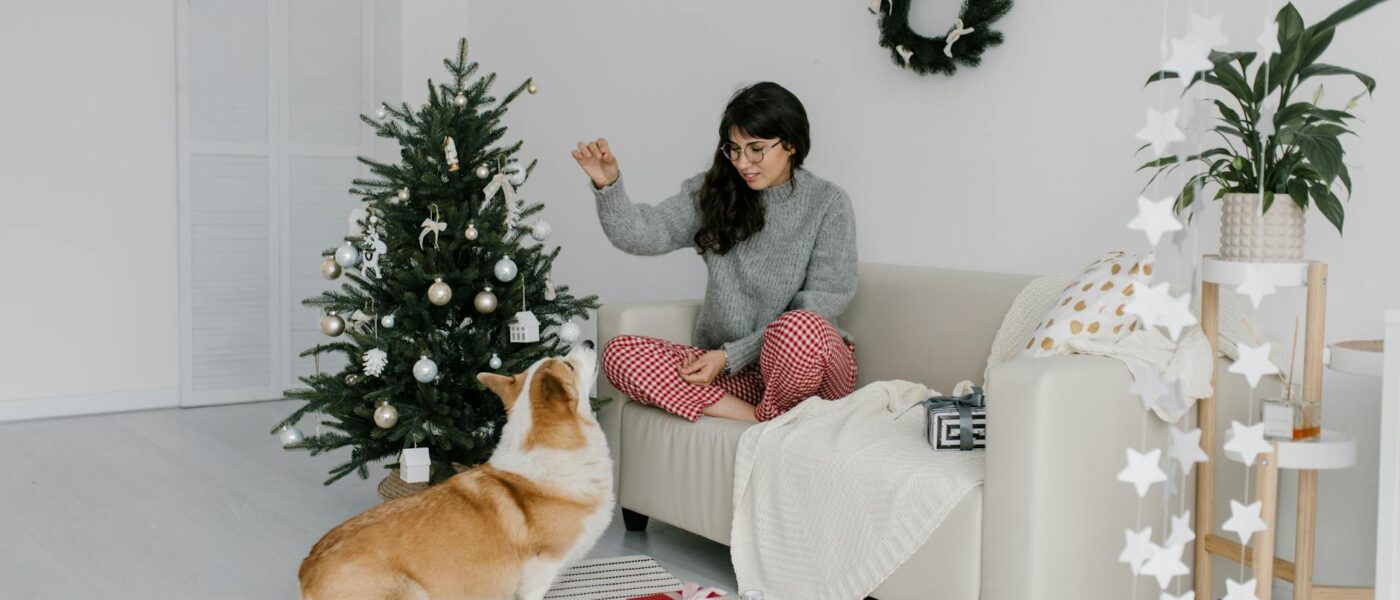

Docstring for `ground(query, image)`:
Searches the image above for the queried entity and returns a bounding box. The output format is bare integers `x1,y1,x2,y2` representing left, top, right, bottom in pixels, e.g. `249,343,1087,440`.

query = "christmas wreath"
870,0,1014,76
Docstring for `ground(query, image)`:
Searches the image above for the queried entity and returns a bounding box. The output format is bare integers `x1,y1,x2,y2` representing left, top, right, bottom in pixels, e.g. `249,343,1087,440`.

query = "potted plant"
1140,0,1386,262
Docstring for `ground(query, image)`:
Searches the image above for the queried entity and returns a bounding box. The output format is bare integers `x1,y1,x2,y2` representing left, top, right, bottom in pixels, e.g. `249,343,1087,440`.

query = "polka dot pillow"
1020,251,1155,357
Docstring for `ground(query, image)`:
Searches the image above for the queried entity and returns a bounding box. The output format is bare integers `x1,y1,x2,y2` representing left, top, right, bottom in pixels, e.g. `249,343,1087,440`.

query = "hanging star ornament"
1119,526,1155,575
1118,447,1168,498
1256,100,1279,141
1126,282,1173,330
1141,542,1190,589
1228,342,1279,388
1224,578,1260,600
1224,420,1273,467
1161,592,1196,600
1257,19,1281,55
1128,196,1184,247
1136,108,1185,157
1157,289,1197,341
1127,360,1170,412
1187,13,1229,51
1170,426,1209,476
1163,38,1212,86
1223,499,1268,545
1167,511,1195,548
1236,265,1278,309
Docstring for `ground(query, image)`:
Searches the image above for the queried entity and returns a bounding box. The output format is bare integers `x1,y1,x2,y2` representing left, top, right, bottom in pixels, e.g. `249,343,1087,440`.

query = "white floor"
0,399,736,599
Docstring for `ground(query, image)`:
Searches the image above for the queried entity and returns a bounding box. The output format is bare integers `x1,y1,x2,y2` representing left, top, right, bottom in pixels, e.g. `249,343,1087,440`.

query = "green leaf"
1311,0,1391,34
1296,132,1344,183
1298,63,1377,94
1213,100,1245,127
1338,163,1353,196
1299,27,1335,70
1287,180,1311,212
1277,4,1305,47
1310,183,1346,233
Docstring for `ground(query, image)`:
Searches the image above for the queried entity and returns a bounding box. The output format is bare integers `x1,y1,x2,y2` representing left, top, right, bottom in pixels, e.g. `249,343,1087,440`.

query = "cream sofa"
596,263,1239,599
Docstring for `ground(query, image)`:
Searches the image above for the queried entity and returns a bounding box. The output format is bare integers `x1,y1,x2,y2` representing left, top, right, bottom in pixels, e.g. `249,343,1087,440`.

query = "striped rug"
544,555,690,600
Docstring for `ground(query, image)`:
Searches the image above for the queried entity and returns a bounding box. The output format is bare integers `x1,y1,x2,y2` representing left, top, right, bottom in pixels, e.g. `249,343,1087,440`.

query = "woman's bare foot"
701,394,758,422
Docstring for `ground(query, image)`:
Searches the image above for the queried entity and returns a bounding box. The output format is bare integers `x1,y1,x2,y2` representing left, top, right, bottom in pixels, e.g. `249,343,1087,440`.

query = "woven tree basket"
377,464,470,503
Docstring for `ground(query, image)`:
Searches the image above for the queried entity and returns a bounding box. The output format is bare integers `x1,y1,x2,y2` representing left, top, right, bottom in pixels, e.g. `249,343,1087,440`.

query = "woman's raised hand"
572,138,620,189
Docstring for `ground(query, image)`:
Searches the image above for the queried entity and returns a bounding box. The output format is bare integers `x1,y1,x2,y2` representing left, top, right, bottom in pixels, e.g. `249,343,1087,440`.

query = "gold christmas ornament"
320,257,342,280
474,287,498,314
453,91,467,106
396,187,410,202
319,312,346,337
428,277,453,306
474,164,491,180
464,222,479,240
373,402,399,428
527,81,538,94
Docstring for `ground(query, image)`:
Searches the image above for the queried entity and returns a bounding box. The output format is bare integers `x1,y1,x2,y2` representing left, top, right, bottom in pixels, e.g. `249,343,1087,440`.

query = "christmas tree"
272,39,600,486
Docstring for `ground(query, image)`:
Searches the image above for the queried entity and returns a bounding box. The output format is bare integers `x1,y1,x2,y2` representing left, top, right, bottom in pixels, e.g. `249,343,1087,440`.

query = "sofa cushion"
1019,251,1152,357
619,401,752,545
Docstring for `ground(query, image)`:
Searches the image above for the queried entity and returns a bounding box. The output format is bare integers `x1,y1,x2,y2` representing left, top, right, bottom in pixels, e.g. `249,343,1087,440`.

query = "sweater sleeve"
788,189,859,319
721,329,765,375
592,172,703,256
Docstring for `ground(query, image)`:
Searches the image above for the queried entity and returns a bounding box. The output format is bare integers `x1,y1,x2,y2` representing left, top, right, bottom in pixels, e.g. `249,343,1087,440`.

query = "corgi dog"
299,341,613,600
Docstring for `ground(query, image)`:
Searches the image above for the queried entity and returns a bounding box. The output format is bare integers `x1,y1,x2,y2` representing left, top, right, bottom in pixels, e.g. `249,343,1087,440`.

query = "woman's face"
726,128,795,190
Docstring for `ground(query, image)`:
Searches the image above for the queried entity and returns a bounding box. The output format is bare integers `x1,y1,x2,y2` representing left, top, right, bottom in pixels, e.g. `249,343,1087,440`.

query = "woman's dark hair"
693,82,810,255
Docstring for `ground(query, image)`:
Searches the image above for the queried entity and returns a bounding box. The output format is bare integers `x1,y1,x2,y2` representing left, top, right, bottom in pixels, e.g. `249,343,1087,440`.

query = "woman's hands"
680,349,727,386
572,138,620,189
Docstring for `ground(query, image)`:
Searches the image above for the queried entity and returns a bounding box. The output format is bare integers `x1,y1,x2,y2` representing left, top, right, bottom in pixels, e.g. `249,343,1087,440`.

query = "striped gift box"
544,555,684,600
931,407,987,450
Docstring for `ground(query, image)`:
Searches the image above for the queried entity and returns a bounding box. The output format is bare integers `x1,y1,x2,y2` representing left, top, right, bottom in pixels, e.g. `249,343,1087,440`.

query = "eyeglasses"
718,139,784,163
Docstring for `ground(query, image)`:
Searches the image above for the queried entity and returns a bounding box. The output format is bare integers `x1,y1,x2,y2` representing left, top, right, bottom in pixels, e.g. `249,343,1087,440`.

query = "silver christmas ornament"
493,256,518,282
464,222,479,240
530,220,552,241
278,425,304,447
320,257,342,279
474,287,498,314
319,313,346,337
334,242,360,267
474,164,491,180
380,313,396,329
345,373,361,385
558,321,582,343
489,354,503,369
452,91,467,106
428,277,453,306
373,402,399,428
413,356,439,383
374,106,387,120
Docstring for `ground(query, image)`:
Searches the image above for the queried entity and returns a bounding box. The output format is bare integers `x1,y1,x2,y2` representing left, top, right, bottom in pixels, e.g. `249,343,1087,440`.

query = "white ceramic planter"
1219,192,1305,262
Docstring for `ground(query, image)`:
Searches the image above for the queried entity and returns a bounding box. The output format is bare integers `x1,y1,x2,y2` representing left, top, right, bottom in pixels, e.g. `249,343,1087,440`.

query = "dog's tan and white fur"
299,343,613,600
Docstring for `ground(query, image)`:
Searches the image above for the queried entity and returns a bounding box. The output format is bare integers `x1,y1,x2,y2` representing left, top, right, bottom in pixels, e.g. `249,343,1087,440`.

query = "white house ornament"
443,136,460,171
400,447,431,483
334,242,360,267
474,287,498,314
1117,447,1167,498
428,277,453,306
1135,108,1185,157
494,255,518,282
413,356,439,383
510,311,541,343
320,257,342,280
319,312,346,337
1119,526,1154,574
1224,420,1273,467
419,204,446,250
1223,578,1259,600
1140,542,1190,589
373,401,399,428
530,219,552,241
1223,499,1267,545
1169,426,1209,476
1128,195,1184,247
362,348,388,377
1236,265,1278,309
278,424,304,447
1228,342,1279,388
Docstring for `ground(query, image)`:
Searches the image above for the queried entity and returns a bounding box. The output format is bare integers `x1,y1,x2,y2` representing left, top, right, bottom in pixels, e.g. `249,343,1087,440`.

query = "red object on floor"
627,593,723,600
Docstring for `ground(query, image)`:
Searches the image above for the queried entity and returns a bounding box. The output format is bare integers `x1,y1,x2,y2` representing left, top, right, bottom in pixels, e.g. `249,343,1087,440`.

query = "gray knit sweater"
591,168,858,374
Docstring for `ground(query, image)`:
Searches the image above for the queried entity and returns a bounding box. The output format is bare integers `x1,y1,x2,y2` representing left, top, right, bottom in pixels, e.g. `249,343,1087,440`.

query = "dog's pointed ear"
477,372,520,412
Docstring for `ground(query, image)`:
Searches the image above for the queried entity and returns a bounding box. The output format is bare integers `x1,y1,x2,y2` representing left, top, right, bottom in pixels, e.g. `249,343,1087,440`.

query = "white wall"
0,1,180,411
445,0,1400,591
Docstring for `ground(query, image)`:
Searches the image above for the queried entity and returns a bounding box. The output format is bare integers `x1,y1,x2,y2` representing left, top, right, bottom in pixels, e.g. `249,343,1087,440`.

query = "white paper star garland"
1161,591,1196,600
1129,196,1184,247
1223,499,1268,545
1141,542,1191,589
1228,342,1279,388
1167,510,1195,548
1257,19,1280,55
1137,108,1186,157
1224,420,1273,467
1163,38,1213,85
1118,448,1168,497
1127,360,1171,411
1236,264,1278,309
1170,426,1209,476
1124,282,1197,341
1223,578,1260,600
1188,13,1229,51
1120,526,1155,574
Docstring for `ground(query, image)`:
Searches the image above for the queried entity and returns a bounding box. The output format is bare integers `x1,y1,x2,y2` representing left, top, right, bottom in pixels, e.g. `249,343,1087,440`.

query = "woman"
572,81,858,423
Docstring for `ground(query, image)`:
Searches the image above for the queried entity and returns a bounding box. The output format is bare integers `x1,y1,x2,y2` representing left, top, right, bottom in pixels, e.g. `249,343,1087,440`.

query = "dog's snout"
581,340,595,350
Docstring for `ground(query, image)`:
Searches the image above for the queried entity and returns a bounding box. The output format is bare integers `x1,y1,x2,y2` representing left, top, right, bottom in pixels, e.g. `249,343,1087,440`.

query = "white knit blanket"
730,380,983,600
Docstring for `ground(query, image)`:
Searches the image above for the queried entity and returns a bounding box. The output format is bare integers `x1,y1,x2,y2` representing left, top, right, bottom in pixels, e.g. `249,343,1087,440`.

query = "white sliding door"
178,0,377,407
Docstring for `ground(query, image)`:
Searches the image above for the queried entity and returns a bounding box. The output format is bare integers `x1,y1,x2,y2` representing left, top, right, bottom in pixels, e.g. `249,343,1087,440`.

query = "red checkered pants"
601,309,858,422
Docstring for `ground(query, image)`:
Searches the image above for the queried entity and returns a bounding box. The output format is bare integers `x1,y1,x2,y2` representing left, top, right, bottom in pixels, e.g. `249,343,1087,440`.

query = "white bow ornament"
944,18,975,57
482,173,517,208
419,204,446,249
895,44,913,63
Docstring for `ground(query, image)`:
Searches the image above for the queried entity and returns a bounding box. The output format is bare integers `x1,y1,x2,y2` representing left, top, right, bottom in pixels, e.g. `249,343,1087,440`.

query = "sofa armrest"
595,299,703,497
981,355,1171,600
